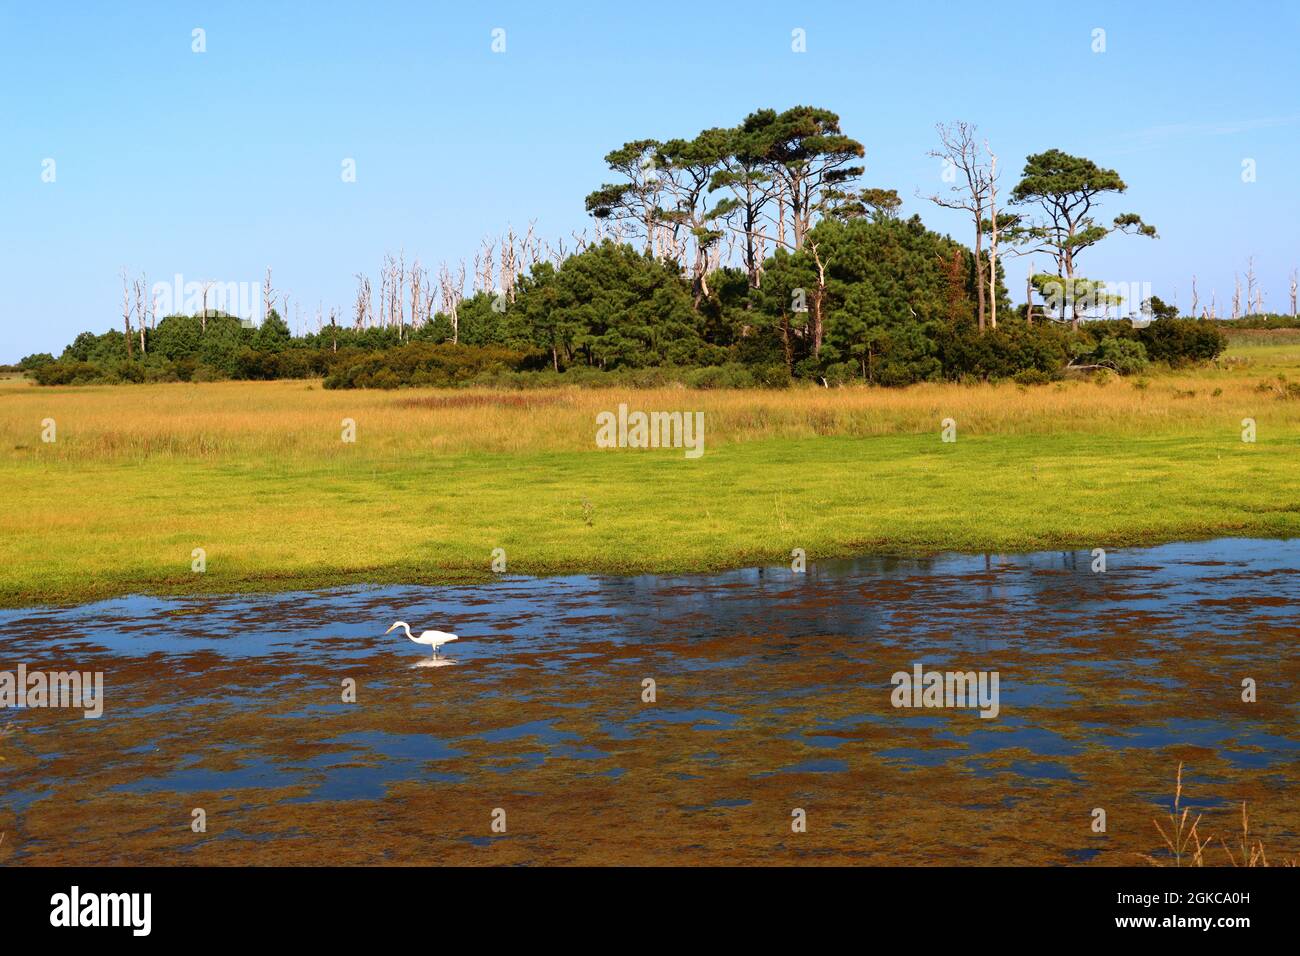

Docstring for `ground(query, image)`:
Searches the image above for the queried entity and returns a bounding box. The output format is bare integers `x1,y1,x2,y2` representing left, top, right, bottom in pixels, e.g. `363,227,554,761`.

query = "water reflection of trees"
583,542,1286,650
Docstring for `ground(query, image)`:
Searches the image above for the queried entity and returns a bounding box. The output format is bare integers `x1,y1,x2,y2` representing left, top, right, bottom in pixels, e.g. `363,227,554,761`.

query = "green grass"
2,426,1296,608
3,332,1299,607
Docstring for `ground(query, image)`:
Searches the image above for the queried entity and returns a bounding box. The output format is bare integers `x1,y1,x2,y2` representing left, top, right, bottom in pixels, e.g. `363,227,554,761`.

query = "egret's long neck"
397,622,414,641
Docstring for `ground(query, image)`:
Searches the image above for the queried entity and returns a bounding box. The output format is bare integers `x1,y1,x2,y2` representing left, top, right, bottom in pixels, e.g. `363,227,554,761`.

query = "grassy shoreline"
2,525,1295,612
3,337,1299,609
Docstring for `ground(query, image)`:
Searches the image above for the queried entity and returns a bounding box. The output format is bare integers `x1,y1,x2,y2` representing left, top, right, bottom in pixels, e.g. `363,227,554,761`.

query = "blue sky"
2,0,1298,360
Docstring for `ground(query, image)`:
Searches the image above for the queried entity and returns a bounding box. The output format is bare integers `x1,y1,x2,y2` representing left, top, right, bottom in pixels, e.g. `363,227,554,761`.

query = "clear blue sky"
2,0,1298,360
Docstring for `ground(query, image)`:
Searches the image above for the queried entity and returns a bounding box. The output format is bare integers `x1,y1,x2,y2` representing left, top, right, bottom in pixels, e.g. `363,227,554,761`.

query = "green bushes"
1087,337,1149,374
1214,314,1300,330
322,343,532,389
1137,318,1227,366
1066,317,1224,375
28,234,1229,389
232,347,335,380
937,320,1069,382
34,361,105,385
18,353,55,370
683,363,759,389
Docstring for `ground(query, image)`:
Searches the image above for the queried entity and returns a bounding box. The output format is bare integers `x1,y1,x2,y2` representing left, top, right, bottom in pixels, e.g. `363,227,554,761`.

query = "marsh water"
1,538,1296,865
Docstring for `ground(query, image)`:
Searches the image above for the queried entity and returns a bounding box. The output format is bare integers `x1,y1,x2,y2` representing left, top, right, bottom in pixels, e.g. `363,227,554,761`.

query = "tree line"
22,105,1243,388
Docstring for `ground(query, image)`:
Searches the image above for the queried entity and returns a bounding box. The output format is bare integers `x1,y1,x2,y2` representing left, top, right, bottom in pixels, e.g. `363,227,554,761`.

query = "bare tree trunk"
1245,257,1257,317
986,147,998,330
776,183,787,252
121,268,134,359
133,275,147,355
409,260,422,332
809,242,828,358
262,267,276,323
353,274,372,329
201,279,213,332
1025,264,1035,325
927,123,992,332
397,250,406,339
791,177,806,251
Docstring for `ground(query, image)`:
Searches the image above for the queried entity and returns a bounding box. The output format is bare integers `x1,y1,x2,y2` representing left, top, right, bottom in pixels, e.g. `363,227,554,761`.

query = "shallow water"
0,538,1296,865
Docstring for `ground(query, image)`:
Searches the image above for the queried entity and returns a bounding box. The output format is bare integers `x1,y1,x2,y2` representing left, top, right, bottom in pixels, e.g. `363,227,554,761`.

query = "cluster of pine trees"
23,106,1233,388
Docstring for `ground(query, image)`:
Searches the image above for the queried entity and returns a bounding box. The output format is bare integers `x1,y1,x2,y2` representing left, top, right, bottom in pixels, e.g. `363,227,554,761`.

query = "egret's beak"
384,624,397,634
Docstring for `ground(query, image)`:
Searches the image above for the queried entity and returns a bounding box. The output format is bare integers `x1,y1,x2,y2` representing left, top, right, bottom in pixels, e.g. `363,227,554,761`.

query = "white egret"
386,621,458,660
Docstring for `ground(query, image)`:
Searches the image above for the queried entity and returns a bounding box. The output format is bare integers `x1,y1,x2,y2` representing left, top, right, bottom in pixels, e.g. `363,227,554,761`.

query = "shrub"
1138,318,1227,366
1013,368,1053,386
938,319,1068,382
34,361,104,385
1093,337,1149,374
19,353,55,370
323,342,532,389
684,363,759,389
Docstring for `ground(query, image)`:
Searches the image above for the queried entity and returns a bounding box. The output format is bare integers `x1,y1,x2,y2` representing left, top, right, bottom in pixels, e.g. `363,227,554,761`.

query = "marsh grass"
5,361,1300,463
1146,762,1212,866
1145,762,1296,867
1,340,1298,605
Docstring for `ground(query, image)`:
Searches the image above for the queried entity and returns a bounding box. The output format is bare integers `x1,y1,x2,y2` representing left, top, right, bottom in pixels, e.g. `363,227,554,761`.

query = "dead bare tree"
388,255,400,331
1025,262,1037,325
1245,258,1258,317
926,122,993,332
409,259,424,329
396,249,406,336
520,221,540,274
438,261,466,344
352,273,372,329
133,273,148,355
1291,269,1298,318
806,240,829,357
199,279,214,332
262,267,276,322
1190,275,1199,321
120,268,134,359
986,142,1001,329
500,227,519,303
475,238,495,295
378,253,394,328
546,238,567,270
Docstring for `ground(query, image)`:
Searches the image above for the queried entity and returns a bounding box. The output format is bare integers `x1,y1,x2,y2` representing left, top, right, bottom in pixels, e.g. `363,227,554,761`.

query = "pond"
0,538,1296,865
